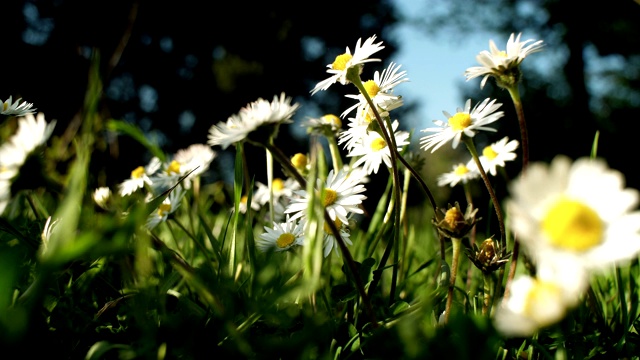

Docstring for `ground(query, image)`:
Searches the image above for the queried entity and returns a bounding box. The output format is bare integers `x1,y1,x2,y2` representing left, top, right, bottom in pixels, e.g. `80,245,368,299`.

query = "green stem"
462,136,505,249
326,133,343,172
262,141,379,327
445,237,462,323
482,272,495,316
503,85,528,301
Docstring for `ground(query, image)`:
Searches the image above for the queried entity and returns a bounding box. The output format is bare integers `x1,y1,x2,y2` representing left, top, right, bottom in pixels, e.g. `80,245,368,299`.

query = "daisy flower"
285,168,367,224
39,216,61,258
93,187,113,210
322,216,353,257
302,114,343,136
493,258,588,337
146,185,186,229
478,136,519,176
118,157,162,197
437,162,480,188
208,92,300,149
506,155,640,272
347,119,410,175
1,96,36,116
464,32,544,89
310,35,385,95
0,113,56,170
257,216,306,253
0,179,11,214
151,144,216,190
419,98,504,153
341,61,409,119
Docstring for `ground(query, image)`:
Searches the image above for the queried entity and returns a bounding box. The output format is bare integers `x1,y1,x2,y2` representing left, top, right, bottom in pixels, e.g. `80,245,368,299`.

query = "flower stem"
462,136,506,249
262,141,379,327
482,272,495,316
503,85,528,300
445,237,462,323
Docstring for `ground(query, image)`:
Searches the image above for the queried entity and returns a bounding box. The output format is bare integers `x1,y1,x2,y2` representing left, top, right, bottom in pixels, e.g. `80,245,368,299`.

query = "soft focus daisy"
285,168,367,224
256,216,306,253
0,113,56,212
341,62,408,119
0,113,56,171
118,157,162,197
93,187,113,210
208,93,299,149
506,155,640,271
152,144,216,190
478,136,519,176
494,259,588,337
464,32,544,89
310,35,385,95
146,185,186,229
437,161,480,188
1,96,36,116
420,98,504,153
302,114,342,136
322,216,353,257
347,119,410,175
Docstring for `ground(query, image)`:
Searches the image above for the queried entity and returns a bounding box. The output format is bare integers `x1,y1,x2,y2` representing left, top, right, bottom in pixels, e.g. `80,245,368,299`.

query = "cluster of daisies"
0,96,54,214
93,143,216,229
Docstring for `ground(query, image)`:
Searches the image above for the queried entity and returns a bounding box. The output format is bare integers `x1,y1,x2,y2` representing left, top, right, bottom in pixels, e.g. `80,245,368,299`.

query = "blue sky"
388,0,498,130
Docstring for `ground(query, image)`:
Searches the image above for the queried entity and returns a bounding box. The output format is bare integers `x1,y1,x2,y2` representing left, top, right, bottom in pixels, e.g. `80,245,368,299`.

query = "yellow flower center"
497,50,508,58
2,103,7,111
322,188,338,207
370,138,387,152
240,195,248,204
166,160,181,174
276,233,296,248
324,218,343,233
524,279,563,322
131,166,145,179
542,197,603,251
291,153,308,170
332,53,353,71
448,112,472,131
483,146,498,160
363,80,380,97
454,164,469,176
322,114,341,128
158,203,172,216
272,178,284,192
444,207,464,230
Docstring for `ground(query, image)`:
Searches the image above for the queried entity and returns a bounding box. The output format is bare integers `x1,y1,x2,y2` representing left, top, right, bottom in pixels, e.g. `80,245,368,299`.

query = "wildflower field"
2,32,640,359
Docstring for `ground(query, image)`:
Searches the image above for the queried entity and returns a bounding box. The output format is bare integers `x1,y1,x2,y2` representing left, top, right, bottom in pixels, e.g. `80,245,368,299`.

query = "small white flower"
347,120,410,175
1,96,37,116
437,162,480,188
208,93,299,149
93,187,113,210
506,155,640,272
257,216,306,252
419,98,504,153
152,144,216,190
285,168,367,224
40,216,60,258
322,216,353,258
341,62,409,119
302,114,343,135
311,35,385,95
465,32,544,89
478,137,519,176
0,179,11,214
118,157,162,197
494,259,588,337
146,186,186,229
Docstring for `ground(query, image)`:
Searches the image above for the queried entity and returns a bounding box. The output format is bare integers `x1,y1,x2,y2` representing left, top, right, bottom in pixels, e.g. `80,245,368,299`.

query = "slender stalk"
266,147,275,225
482,272,495,316
262,141,379,327
462,136,506,248
349,75,402,304
503,85,528,300
444,237,462,323
326,134,343,172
